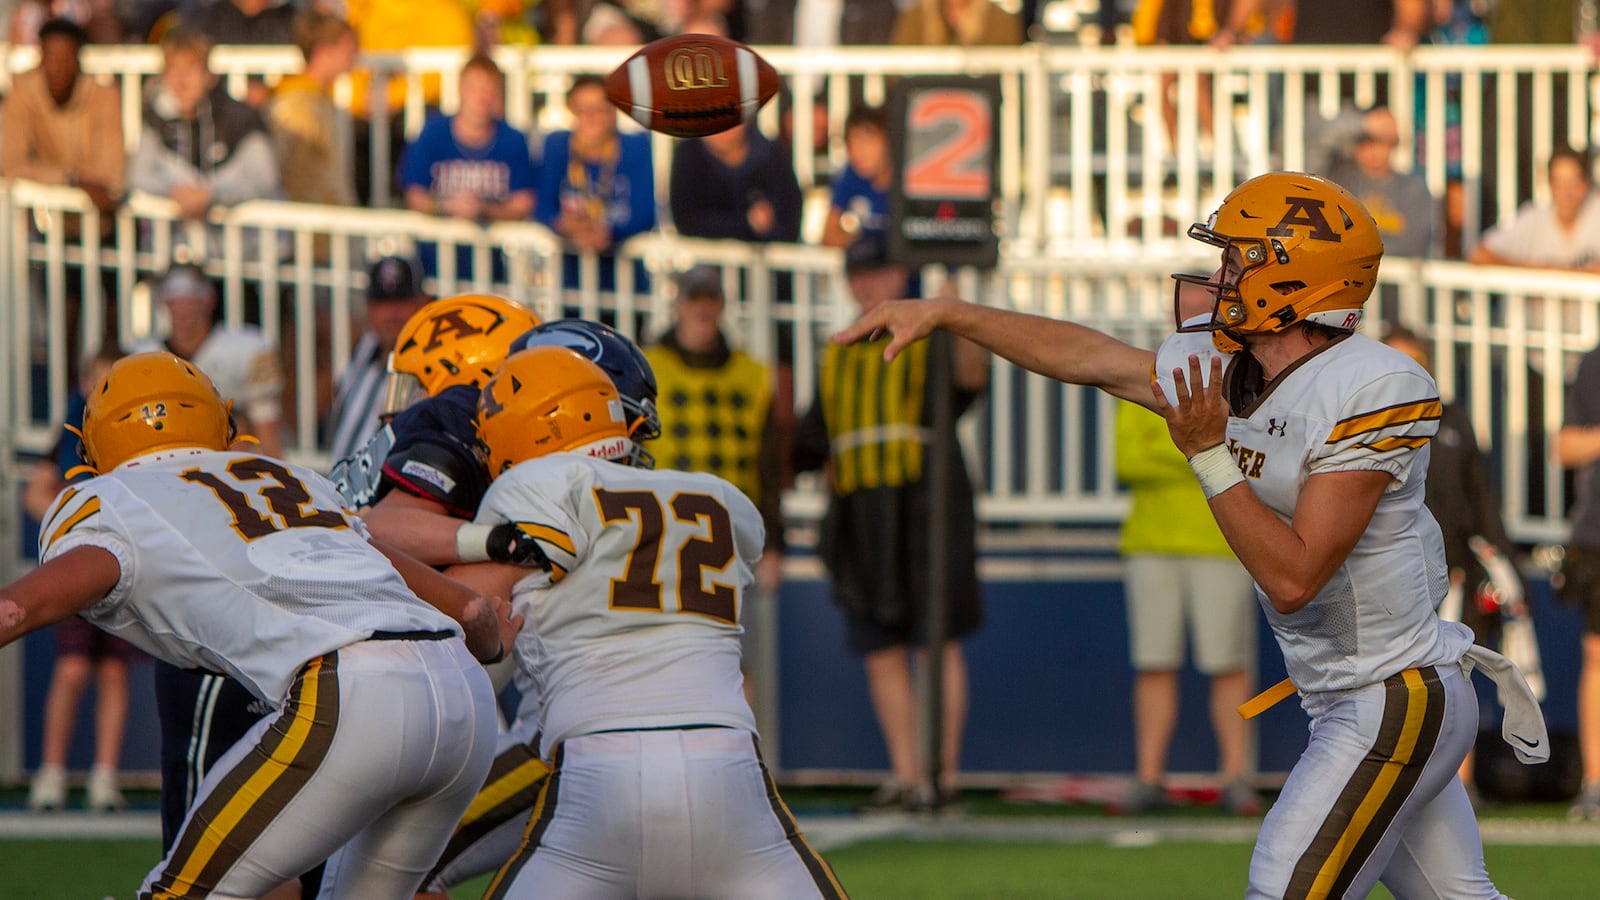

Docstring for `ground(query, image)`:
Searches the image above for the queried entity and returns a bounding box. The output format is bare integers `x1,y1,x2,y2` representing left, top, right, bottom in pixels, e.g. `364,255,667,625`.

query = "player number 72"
594,488,737,624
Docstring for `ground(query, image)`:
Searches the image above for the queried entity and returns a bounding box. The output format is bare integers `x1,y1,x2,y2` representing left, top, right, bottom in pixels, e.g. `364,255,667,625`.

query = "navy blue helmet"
510,318,663,444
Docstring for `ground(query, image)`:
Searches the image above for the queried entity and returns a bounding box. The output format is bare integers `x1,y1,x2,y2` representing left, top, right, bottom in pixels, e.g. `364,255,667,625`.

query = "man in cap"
327,255,432,465
132,262,285,458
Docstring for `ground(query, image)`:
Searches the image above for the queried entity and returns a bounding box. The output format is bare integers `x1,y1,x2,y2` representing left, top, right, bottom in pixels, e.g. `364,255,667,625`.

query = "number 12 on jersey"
594,488,738,624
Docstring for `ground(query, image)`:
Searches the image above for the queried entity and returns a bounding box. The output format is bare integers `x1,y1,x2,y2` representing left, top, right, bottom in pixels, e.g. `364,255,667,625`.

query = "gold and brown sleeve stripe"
143,653,341,900
754,734,851,898
1284,666,1446,900
1325,399,1442,444
46,496,101,552
484,742,566,900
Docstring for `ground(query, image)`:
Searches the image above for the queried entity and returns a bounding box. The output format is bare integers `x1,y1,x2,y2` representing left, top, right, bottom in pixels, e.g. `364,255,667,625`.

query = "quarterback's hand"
832,297,958,363
486,523,553,569
1151,352,1230,458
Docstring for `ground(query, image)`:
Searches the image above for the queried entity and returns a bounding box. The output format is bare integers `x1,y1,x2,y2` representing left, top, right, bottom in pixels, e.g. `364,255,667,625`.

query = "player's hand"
492,595,522,662
486,522,553,569
832,297,955,363
1151,352,1229,457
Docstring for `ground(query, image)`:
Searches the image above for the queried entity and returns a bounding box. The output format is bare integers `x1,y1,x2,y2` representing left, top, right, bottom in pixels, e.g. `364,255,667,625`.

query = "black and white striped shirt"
326,332,390,471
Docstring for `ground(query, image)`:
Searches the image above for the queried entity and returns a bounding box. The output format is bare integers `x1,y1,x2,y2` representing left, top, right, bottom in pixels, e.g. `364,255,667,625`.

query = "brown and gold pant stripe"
427,734,550,886
484,742,566,900
754,735,850,899
143,653,341,900
1285,666,1447,900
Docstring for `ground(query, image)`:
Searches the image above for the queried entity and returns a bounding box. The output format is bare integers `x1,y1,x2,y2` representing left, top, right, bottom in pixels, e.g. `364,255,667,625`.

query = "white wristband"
456,523,494,563
1189,443,1245,500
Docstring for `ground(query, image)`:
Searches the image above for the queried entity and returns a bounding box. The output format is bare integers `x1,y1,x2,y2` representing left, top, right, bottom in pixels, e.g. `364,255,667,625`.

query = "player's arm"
0,546,122,646
1205,468,1387,614
369,538,518,663
835,296,1156,407
364,489,552,568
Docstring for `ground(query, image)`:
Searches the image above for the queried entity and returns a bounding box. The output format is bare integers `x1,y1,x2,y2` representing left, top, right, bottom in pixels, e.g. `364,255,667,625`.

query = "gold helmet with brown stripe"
475,346,636,477
384,293,541,414
1174,172,1384,351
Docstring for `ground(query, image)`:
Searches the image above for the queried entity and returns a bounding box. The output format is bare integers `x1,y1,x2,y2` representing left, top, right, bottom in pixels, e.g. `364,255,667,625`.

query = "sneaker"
1115,780,1171,815
27,766,66,812
1569,784,1600,822
86,766,124,813
860,781,915,814
1221,780,1262,816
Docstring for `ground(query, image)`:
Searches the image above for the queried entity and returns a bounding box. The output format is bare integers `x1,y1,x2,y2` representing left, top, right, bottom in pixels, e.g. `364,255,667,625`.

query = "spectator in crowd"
0,16,124,230
1483,0,1589,211
793,240,989,814
1228,0,1428,49
400,53,537,285
1556,338,1600,821
1324,106,1437,260
1469,145,1600,271
130,263,286,458
1,16,126,369
891,0,1021,46
579,2,646,43
822,105,910,295
326,254,432,466
267,7,359,211
126,27,281,263
1384,325,1538,808
9,0,120,44
645,267,785,718
669,121,803,245
535,74,655,295
1114,396,1259,815
23,346,144,814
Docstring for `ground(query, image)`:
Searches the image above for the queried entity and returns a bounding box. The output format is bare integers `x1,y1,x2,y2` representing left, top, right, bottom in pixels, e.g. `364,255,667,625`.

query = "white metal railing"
4,42,1595,249
5,180,1598,545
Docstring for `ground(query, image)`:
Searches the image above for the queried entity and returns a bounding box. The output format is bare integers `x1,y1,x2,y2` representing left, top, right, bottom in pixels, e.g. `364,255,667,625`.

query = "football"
603,33,781,139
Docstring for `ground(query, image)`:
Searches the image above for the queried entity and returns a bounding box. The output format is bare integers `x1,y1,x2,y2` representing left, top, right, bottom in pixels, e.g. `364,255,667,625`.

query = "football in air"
604,33,781,138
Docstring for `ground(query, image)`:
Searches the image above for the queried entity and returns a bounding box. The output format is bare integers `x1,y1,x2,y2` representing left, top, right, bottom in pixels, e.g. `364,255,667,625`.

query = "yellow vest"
645,345,773,502
818,337,930,496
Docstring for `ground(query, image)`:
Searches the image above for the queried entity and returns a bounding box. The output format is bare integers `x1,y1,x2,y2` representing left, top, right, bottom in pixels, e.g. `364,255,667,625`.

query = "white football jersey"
1223,333,1472,693
475,454,763,755
39,449,458,705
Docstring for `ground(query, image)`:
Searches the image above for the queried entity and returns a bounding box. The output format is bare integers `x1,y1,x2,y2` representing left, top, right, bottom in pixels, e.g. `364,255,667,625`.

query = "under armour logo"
1266,418,1288,437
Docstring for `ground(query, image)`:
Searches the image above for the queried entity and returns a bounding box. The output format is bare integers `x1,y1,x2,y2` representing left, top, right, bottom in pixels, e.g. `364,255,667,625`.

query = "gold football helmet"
1174,172,1384,350
383,293,541,414
476,346,634,477
74,351,233,473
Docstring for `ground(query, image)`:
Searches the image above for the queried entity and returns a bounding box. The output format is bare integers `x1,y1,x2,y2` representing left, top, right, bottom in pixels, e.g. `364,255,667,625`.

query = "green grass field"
5,790,1598,899
7,837,1600,899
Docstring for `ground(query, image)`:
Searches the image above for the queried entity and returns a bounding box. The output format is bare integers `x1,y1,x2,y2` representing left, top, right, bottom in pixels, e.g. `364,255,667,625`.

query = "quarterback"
836,172,1546,899
0,351,510,899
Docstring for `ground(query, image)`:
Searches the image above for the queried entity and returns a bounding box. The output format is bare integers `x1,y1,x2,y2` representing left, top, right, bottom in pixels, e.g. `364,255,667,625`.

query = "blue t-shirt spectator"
400,113,538,283
535,129,656,294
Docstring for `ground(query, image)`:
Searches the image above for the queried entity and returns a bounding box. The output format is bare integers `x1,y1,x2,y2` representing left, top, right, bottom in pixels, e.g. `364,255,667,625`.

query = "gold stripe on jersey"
1285,667,1446,900
1357,435,1431,454
515,522,576,558
1325,399,1442,444
428,737,549,888
753,734,850,898
820,338,929,497
485,742,565,900
148,654,340,900
46,496,101,551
